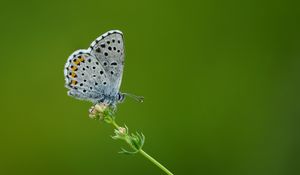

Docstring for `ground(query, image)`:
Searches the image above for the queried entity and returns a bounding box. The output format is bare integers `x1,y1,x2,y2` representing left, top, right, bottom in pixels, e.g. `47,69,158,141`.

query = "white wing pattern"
64,30,125,105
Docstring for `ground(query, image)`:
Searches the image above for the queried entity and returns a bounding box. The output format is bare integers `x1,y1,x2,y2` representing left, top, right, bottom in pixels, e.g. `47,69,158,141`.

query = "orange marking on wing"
73,59,80,65
71,72,77,78
71,66,78,71
79,56,85,62
71,80,77,85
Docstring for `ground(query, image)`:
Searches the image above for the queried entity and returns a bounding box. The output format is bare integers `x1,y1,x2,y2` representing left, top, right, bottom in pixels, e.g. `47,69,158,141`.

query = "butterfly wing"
64,50,109,103
88,30,124,97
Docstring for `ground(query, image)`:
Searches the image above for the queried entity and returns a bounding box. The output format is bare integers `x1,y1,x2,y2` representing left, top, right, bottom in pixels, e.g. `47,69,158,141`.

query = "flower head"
94,103,108,113
88,104,109,120
118,127,127,135
88,106,97,119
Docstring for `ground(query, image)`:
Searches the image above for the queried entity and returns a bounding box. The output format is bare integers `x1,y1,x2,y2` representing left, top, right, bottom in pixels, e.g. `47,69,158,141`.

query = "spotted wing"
88,30,124,96
64,49,109,103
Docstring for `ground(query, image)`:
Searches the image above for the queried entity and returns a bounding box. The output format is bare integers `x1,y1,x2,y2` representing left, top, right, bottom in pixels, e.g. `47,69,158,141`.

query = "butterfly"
64,30,142,106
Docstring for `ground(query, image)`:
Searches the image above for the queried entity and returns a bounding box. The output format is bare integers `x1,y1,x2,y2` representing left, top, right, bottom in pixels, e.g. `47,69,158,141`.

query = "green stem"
109,118,174,175
111,120,120,128
139,149,174,175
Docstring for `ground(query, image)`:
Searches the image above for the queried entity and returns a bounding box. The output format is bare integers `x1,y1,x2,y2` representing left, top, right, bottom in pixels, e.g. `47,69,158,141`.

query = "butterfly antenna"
123,93,144,103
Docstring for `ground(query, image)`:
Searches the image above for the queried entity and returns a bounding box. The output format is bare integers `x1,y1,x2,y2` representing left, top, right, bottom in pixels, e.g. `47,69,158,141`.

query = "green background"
0,0,299,174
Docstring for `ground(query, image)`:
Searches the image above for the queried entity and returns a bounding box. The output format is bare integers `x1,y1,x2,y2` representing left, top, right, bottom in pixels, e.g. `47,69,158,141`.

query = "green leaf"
118,148,139,155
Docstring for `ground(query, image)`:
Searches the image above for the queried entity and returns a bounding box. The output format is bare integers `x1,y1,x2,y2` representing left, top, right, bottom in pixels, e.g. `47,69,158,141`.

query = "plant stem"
110,119,174,175
139,149,174,175
111,120,120,128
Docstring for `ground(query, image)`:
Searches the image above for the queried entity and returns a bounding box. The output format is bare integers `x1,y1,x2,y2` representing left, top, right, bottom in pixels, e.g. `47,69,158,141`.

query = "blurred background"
0,0,299,174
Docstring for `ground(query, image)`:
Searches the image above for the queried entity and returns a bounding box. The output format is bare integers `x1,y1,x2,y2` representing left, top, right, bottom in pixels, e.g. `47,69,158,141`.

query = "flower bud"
118,127,127,135
88,106,98,119
89,113,97,119
94,104,108,113
89,106,96,114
